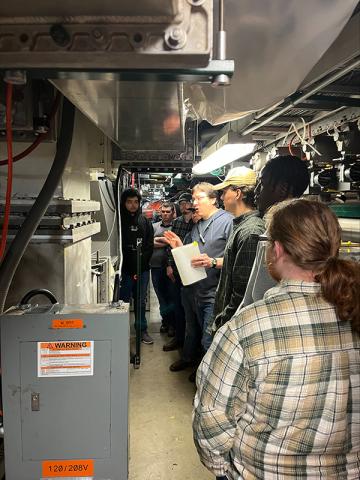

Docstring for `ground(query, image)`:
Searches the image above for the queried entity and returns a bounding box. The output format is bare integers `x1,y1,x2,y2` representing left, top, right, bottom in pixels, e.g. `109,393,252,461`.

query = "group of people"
118,155,360,479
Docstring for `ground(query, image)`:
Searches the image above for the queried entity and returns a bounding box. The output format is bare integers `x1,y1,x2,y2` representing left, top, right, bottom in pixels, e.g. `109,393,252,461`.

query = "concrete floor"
128,282,213,480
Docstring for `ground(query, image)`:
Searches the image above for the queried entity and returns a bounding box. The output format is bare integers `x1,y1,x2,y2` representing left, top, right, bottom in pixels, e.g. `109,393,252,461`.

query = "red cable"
0,83,14,260
0,92,61,166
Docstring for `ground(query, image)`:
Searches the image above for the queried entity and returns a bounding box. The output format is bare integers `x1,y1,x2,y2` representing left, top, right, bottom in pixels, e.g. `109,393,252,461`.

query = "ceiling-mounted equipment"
0,0,234,85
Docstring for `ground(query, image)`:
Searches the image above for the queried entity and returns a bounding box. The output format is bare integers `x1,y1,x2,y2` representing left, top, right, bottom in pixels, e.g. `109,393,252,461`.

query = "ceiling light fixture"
193,131,256,175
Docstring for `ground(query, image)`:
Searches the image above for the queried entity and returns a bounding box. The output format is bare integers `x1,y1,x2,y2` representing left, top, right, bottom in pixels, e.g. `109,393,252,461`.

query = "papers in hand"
171,242,207,286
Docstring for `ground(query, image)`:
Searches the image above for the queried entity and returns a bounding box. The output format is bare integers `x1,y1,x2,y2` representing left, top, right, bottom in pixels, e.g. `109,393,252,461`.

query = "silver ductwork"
52,79,185,150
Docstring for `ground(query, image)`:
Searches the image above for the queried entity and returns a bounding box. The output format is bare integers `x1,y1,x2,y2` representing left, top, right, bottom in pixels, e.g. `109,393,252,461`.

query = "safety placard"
37,341,94,378
42,458,94,477
51,319,84,329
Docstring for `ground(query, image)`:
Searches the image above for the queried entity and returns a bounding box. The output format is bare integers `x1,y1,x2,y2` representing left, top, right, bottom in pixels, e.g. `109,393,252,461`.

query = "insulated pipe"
0,97,75,313
241,57,360,136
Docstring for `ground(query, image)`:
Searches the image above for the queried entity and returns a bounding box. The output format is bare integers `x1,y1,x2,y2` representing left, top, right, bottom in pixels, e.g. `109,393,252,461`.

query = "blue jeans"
151,267,175,326
181,287,202,362
119,270,149,332
195,300,214,351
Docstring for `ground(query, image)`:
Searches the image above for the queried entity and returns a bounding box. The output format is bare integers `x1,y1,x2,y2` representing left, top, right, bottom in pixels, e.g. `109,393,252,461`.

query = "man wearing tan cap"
209,166,265,331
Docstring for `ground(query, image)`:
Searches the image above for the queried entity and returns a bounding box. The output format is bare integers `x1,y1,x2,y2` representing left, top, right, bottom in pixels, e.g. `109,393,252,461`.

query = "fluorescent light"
192,143,256,175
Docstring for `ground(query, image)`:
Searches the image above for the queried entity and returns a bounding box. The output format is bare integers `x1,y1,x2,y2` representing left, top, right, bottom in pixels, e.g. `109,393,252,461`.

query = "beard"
265,244,282,282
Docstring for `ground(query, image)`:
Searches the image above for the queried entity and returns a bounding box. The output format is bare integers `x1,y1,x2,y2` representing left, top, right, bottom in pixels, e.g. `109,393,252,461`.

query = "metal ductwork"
52,80,185,150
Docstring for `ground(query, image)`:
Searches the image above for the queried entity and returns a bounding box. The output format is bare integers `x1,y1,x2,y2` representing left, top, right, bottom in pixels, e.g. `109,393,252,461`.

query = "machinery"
0,1,360,479
1,299,129,480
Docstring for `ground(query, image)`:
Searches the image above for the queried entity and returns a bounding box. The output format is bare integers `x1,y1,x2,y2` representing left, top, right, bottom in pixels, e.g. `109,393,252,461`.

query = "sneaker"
141,331,154,345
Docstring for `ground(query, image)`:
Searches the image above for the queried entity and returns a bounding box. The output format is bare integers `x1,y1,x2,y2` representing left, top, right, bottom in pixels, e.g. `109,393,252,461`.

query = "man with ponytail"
193,199,360,479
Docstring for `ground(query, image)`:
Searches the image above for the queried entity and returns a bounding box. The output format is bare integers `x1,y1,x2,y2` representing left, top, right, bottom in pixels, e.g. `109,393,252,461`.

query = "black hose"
0,97,75,313
112,166,123,302
20,288,58,306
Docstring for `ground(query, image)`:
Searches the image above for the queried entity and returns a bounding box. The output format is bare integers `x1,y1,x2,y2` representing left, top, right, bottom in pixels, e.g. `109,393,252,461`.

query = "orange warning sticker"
38,341,94,378
51,319,84,329
42,459,94,477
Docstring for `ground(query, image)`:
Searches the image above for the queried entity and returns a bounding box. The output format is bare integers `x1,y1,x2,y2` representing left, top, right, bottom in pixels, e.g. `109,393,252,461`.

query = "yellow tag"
193,241,198,246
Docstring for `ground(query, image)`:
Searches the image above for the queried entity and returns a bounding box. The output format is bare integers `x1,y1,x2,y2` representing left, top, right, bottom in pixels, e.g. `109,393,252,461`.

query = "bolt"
211,74,231,87
165,27,187,50
187,0,207,5
50,24,71,47
92,29,103,40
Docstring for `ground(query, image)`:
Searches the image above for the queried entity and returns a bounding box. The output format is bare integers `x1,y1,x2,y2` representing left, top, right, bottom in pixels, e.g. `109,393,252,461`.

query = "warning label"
37,341,94,378
41,459,94,478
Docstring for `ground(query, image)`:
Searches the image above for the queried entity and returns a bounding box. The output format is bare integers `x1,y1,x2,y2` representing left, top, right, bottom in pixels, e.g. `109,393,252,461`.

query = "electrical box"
1,303,129,480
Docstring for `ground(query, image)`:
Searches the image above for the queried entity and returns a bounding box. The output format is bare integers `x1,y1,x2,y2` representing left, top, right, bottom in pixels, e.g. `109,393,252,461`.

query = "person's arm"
193,323,249,476
154,236,167,248
215,233,260,327
191,254,223,269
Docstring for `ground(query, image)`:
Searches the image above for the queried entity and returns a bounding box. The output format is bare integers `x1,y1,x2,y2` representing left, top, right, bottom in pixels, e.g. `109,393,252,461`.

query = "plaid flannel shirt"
212,211,265,331
193,280,360,479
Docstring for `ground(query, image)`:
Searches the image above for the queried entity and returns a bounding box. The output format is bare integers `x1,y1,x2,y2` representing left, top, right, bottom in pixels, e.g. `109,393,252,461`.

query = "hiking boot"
160,323,168,334
141,331,154,345
163,338,179,352
167,326,175,338
169,359,192,372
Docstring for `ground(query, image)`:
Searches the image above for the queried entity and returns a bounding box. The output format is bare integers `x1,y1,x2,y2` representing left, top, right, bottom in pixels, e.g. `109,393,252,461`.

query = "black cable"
20,288,58,306
105,179,116,210
0,97,75,313
112,166,123,302
100,180,115,212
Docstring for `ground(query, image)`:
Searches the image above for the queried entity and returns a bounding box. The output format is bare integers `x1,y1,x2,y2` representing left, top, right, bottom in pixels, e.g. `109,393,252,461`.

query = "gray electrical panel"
1,303,129,480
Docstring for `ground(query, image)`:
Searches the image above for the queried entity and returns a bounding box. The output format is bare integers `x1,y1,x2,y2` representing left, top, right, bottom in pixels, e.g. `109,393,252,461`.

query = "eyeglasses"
192,194,209,202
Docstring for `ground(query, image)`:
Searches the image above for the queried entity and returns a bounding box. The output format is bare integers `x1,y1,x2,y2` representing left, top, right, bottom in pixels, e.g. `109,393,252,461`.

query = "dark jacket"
213,211,265,330
120,206,154,275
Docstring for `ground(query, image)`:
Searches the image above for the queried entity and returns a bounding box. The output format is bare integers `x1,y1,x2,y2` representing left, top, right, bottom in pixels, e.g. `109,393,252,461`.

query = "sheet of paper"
171,242,207,286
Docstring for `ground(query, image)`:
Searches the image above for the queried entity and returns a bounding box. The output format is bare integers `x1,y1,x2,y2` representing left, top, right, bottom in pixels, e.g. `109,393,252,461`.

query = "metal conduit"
241,56,360,136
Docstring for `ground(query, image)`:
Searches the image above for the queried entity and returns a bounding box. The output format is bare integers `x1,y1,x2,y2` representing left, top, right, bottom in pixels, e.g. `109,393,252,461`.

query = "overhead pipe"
241,57,360,136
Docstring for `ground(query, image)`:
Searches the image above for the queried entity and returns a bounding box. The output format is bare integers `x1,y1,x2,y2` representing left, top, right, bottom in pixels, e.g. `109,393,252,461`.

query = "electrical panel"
1,303,129,480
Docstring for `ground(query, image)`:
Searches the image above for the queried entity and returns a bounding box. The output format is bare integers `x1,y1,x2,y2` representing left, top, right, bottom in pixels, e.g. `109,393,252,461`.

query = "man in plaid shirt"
193,200,360,479
210,167,265,331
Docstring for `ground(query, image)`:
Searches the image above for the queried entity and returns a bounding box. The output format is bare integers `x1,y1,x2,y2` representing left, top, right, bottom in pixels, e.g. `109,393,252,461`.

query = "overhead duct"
52,80,185,150
185,0,359,124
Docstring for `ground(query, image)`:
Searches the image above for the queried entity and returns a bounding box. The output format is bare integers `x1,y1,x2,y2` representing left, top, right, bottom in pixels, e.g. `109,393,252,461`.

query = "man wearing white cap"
210,166,265,331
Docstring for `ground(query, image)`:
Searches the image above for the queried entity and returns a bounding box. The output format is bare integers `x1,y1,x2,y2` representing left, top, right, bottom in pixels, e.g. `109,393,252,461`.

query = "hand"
163,230,183,249
154,236,168,248
166,266,176,283
191,253,212,269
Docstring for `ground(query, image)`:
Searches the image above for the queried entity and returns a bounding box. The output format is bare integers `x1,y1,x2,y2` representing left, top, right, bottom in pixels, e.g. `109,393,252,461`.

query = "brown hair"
268,199,360,332
161,201,175,212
